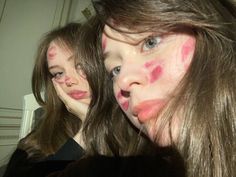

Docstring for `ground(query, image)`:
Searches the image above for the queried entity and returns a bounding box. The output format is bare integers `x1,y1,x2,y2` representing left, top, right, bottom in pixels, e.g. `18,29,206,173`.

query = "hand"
52,79,89,122
73,128,86,149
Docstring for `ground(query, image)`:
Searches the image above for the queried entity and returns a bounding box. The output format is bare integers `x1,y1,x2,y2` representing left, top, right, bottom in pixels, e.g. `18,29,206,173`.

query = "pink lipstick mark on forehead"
47,45,57,60
181,37,195,62
102,34,107,51
144,60,163,83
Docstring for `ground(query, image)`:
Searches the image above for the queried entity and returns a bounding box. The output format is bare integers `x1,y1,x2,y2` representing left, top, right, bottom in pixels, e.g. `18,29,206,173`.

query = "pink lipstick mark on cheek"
102,34,107,51
47,46,57,60
150,66,163,83
181,38,195,63
144,60,163,83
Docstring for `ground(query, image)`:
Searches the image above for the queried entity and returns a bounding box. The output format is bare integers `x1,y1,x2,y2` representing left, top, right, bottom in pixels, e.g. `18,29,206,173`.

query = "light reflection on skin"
103,25,196,145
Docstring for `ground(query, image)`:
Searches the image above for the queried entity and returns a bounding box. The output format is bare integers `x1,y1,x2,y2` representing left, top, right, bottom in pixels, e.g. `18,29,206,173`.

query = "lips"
132,99,166,123
68,90,88,100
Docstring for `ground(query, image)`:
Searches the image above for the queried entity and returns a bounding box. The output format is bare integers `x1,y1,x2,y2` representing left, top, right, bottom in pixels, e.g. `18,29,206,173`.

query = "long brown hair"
92,0,236,177
18,23,83,160
76,16,157,156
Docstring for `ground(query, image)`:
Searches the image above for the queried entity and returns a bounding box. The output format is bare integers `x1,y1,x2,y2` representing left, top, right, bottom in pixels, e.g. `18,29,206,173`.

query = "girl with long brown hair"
90,0,236,177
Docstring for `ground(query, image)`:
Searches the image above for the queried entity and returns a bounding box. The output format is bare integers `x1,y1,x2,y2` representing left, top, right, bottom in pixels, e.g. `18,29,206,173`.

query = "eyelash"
141,36,162,53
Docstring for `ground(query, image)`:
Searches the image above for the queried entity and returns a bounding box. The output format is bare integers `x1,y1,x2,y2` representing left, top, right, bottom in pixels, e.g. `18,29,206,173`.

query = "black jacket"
3,138,85,177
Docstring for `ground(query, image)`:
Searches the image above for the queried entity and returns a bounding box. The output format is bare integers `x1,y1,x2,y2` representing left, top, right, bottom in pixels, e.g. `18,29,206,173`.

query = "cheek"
144,60,163,84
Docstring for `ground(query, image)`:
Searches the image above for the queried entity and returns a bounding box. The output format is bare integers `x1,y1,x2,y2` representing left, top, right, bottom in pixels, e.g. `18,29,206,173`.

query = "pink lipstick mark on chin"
133,99,166,123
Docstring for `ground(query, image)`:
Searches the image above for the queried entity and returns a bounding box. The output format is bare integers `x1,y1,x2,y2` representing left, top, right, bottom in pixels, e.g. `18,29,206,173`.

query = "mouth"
68,90,88,100
132,99,166,123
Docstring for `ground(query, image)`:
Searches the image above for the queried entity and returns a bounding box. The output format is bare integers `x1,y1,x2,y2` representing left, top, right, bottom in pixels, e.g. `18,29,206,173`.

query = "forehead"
103,25,152,45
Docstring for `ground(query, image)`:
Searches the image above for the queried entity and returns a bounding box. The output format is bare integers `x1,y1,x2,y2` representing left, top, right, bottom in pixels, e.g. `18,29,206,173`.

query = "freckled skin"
144,60,163,83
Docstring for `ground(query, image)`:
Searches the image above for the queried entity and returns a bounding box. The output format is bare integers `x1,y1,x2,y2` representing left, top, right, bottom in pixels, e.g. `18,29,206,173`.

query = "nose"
65,74,78,87
116,63,147,92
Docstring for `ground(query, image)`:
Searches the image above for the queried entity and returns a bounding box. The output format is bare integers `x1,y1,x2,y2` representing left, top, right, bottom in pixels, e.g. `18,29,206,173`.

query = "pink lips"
68,90,88,100
133,99,166,123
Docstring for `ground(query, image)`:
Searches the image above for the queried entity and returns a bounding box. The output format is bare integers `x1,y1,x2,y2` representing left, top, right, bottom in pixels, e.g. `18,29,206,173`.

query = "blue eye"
110,66,121,79
143,36,161,51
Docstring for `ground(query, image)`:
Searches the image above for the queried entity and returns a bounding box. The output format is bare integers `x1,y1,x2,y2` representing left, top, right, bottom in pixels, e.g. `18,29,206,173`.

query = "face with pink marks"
47,41,91,104
103,25,196,145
